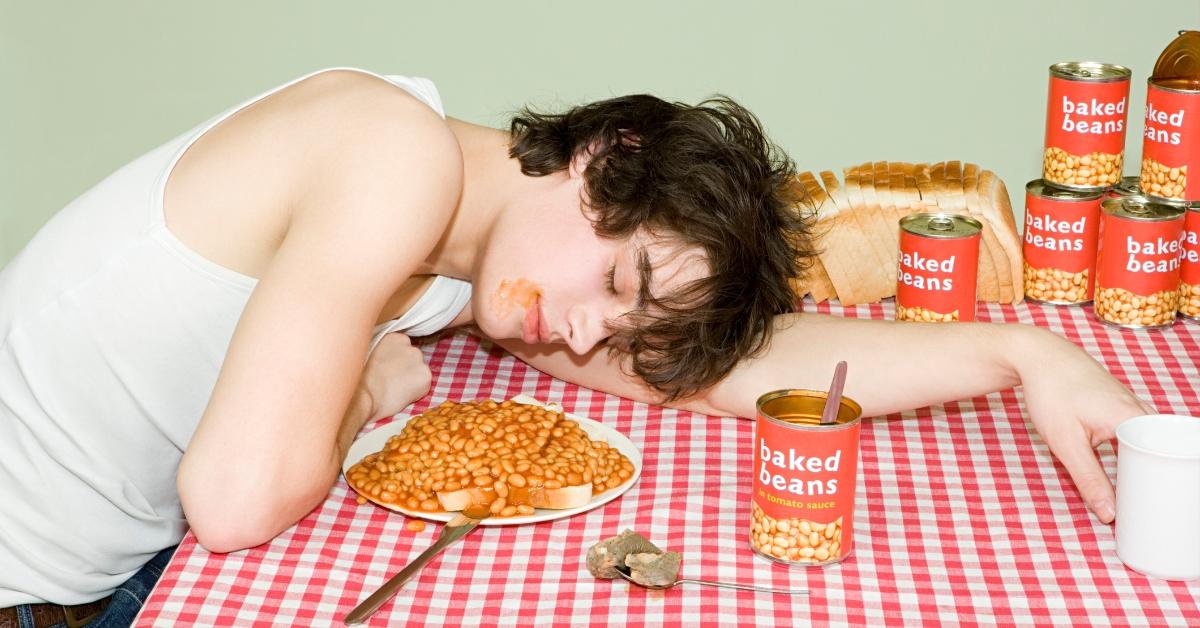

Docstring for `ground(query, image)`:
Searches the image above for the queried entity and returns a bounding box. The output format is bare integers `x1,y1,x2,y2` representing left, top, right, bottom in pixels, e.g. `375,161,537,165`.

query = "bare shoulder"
290,70,464,226
164,68,461,279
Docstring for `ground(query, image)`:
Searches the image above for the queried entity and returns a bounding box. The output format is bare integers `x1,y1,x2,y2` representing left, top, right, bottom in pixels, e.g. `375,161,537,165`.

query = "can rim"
899,212,983,238
1027,179,1104,201
1100,197,1188,221
755,388,863,432
1148,77,1200,94
1050,61,1132,82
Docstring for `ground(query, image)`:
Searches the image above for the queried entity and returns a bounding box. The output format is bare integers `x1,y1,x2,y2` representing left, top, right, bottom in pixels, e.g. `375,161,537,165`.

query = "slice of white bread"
791,161,1022,304
844,164,896,302
804,171,868,304
438,483,594,511
978,170,1024,302
787,176,836,303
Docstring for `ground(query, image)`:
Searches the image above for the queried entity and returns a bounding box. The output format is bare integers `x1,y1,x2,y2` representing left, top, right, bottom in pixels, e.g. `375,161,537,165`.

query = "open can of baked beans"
896,213,981,322
750,389,862,567
1179,203,1200,321
1093,197,1186,328
1043,62,1132,192
1023,179,1104,305
1141,78,1200,203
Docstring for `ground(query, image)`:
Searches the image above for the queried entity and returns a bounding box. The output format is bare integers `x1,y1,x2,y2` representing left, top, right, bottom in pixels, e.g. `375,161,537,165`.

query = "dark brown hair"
509,94,816,401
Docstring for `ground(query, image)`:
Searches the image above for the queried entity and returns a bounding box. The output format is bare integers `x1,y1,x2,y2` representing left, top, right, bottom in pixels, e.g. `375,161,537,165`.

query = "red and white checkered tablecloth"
135,302,1200,627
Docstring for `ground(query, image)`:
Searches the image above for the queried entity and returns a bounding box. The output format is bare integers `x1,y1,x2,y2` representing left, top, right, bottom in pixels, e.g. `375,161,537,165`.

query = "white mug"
1115,414,1200,581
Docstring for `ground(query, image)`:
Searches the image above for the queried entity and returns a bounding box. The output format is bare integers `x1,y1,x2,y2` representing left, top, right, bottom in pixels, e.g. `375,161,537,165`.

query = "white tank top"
0,67,471,605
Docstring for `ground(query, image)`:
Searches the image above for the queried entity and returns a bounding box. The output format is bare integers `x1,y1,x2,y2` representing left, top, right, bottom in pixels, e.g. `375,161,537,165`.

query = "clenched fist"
360,333,433,420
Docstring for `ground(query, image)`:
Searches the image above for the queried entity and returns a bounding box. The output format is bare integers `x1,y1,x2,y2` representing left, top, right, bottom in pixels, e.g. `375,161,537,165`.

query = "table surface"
135,301,1200,627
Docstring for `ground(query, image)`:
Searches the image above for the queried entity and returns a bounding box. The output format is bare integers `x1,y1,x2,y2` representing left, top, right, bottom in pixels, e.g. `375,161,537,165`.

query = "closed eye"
605,265,618,296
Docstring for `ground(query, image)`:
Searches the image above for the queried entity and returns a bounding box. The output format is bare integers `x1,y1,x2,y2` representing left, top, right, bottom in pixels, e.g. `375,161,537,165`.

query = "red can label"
1096,214,1185,294
1183,209,1200,285
1141,83,1200,202
1043,76,1130,189
1024,193,1102,274
1023,191,1102,302
896,230,980,321
751,397,859,566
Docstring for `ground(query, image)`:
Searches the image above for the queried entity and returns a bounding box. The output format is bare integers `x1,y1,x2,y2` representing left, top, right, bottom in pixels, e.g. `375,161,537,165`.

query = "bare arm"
177,83,461,553
492,312,1151,523
491,313,1024,418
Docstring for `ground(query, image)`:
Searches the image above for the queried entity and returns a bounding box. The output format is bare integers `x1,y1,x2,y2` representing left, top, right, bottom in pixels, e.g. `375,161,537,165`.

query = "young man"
0,67,1147,624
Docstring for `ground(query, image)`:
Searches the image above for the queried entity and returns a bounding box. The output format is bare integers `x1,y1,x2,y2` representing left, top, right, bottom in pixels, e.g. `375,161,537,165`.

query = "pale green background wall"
1,1,1197,266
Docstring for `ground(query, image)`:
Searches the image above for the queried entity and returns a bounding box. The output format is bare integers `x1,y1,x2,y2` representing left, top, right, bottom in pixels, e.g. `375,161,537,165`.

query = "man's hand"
360,332,433,420
1016,327,1155,523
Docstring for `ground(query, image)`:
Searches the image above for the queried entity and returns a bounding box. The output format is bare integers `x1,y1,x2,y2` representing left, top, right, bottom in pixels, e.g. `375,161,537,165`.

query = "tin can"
1043,62,1132,191
750,389,862,567
1140,78,1200,203
1180,203,1200,320
896,213,982,322
1106,176,1143,200
1023,180,1104,304
1094,197,1186,328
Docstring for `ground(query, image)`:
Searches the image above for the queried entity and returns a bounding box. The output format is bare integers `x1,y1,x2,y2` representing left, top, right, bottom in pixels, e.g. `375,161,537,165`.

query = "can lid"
900,212,982,238
1027,179,1103,201
1109,176,1142,197
1101,197,1186,221
1152,30,1200,81
1049,61,1132,82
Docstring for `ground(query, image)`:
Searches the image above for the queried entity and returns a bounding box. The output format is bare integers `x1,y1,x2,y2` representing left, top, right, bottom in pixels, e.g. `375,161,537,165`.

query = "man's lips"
523,299,541,344
538,302,551,344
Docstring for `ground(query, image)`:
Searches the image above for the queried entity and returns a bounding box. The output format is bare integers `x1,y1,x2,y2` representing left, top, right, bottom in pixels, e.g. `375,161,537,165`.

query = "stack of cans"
1024,33,1200,329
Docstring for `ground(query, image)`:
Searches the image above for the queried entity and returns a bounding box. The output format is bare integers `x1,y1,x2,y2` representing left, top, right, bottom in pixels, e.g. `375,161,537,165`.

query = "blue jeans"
87,545,176,627
12,545,177,628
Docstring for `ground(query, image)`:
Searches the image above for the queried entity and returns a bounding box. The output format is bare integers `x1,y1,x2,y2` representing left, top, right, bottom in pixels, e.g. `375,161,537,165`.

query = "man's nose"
564,304,612,355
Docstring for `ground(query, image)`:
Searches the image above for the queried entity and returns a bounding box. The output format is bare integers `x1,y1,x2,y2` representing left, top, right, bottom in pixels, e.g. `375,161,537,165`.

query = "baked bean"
1023,263,1090,303
1094,285,1180,327
347,399,634,517
1044,147,1122,188
895,304,958,323
1180,282,1200,318
1141,158,1188,200
749,503,844,564
405,519,426,532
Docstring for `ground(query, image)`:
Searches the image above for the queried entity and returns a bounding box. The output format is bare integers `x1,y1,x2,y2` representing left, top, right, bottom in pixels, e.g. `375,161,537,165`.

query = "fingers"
1050,424,1116,523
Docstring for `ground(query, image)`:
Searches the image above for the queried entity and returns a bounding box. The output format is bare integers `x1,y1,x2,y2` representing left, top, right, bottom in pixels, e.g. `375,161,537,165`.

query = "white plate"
342,394,642,525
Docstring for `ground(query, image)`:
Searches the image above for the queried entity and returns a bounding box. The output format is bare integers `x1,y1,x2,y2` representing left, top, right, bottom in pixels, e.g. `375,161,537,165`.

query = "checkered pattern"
135,302,1200,627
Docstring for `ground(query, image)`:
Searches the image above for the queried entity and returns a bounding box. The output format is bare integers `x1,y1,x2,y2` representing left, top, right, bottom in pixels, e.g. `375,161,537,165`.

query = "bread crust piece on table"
814,170,869,304
977,170,1025,302
587,530,663,579
854,160,902,301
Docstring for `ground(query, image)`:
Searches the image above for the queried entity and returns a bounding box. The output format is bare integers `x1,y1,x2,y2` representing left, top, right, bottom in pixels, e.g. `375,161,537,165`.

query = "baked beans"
749,502,843,563
347,400,634,517
1141,158,1188,201
896,304,959,322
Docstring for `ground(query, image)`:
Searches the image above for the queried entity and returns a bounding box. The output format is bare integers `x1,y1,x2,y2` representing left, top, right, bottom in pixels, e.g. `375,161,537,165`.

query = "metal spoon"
613,564,808,595
344,504,492,625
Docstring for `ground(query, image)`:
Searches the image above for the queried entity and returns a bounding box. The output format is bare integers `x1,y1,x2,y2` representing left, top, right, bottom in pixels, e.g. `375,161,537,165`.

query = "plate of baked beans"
343,395,642,525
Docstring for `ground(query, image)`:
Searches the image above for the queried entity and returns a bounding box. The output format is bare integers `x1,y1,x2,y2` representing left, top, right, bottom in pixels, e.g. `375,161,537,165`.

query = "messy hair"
509,94,816,401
